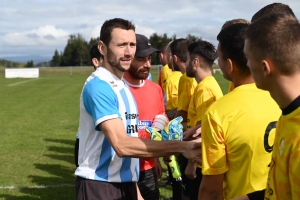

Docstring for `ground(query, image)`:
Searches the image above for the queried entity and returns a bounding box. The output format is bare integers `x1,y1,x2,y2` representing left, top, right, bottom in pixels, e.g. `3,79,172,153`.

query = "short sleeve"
165,79,178,111
195,87,216,123
201,111,228,175
82,78,121,130
177,76,196,111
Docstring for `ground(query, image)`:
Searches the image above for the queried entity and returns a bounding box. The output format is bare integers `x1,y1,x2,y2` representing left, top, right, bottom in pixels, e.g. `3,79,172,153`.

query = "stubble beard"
107,48,132,72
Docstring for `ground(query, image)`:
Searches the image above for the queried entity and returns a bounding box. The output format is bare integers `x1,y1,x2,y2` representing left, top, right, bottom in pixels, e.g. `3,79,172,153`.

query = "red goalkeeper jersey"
125,79,165,171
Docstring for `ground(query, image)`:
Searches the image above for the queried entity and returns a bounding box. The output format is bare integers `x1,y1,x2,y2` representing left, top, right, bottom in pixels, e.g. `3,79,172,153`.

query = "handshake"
145,115,183,141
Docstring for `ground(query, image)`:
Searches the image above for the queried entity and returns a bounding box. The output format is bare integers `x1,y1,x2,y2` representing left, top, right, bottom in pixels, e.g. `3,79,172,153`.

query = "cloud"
1,25,69,47
0,0,300,57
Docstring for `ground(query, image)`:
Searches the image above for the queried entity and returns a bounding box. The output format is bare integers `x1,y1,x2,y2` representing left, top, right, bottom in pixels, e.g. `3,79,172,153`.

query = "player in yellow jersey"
158,43,174,92
183,41,223,200
165,70,182,119
218,19,250,95
168,38,196,200
244,11,300,200
170,38,196,130
198,23,281,200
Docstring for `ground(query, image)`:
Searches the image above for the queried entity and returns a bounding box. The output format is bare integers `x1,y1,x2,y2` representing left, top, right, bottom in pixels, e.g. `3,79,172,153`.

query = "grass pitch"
0,67,228,200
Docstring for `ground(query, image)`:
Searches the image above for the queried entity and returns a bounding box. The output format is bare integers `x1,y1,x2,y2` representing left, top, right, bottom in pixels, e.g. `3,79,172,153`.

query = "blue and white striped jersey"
75,67,139,182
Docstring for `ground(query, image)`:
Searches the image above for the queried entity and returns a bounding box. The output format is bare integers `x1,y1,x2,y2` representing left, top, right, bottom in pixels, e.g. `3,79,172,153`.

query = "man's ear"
193,57,199,69
98,41,107,56
92,58,99,69
262,59,272,77
226,58,234,75
173,55,178,63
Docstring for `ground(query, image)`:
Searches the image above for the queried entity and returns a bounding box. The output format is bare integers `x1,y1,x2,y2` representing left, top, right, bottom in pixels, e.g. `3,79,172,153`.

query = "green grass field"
0,67,229,200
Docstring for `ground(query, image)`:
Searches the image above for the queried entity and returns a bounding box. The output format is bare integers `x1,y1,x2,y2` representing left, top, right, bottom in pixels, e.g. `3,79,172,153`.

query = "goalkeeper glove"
145,116,183,141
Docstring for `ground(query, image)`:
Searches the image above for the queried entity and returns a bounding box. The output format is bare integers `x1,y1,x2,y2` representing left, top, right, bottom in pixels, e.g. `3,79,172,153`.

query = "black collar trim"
282,95,300,115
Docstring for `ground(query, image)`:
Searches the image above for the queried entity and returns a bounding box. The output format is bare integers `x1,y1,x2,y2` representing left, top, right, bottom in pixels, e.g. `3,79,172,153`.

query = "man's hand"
183,140,202,163
185,160,197,179
145,127,163,141
183,125,201,141
182,139,202,164
162,116,183,141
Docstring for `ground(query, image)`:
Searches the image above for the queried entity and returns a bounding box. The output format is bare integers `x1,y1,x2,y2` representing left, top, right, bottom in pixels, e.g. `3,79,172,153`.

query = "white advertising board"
5,68,39,78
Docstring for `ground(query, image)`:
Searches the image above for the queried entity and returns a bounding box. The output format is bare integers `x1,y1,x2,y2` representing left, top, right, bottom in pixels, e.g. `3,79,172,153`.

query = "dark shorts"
247,189,265,200
138,168,160,200
188,167,203,200
179,154,189,196
76,176,137,200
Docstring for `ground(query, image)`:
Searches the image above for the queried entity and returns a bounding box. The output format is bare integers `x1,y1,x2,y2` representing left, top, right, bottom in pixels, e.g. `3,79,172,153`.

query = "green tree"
25,60,34,68
61,34,90,66
186,34,202,42
149,33,174,65
51,49,61,66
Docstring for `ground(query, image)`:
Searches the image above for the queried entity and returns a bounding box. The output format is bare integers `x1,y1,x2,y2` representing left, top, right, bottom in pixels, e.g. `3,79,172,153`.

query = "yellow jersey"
161,64,173,92
201,83,281,199
265,96,300,200
187,76,223,130
165,71,182,110
177,73,197,112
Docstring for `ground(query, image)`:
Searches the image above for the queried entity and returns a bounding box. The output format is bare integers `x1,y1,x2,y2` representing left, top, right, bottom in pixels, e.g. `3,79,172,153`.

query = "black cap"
135,34,160,57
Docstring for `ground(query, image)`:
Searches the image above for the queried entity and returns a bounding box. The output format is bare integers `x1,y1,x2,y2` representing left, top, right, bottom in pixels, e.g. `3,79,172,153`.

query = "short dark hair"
217,23,250,77
246,14,300,75
170,38,191,63
100,18,135,46
251,3,295,22
188,41,217,68
90,43,103,61
221,19,250,30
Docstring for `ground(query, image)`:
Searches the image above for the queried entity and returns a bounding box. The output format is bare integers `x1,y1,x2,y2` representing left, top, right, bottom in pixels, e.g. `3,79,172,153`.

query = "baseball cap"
135,34,160,57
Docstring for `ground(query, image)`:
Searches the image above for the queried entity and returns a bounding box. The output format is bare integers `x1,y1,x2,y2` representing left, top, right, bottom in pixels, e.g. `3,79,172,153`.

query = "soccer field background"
0,67,229,200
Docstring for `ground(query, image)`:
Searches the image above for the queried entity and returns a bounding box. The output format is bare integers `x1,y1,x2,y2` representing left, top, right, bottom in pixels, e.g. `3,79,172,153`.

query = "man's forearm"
117,137,190,158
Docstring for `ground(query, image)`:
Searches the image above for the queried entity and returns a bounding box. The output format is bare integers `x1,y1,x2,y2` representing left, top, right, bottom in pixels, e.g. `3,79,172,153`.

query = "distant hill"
0,55,52,64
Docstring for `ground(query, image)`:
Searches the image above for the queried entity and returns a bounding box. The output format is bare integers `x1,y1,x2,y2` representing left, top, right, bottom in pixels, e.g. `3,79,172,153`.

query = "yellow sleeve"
201,111,228,175
195,86,216,123
177,77,195,111
290,141,300,200
165,79,178,110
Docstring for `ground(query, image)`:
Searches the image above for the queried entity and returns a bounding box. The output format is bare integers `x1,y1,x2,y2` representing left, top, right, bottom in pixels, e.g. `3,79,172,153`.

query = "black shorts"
188,167,203,200
138,168,160,200
179,154,189,196
76,176,137,200
247,189,265,200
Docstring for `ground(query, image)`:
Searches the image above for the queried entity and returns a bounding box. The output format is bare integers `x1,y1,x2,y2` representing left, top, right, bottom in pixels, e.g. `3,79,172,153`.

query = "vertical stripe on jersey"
120,88,132,136
119,88,133,182
94,137,112,181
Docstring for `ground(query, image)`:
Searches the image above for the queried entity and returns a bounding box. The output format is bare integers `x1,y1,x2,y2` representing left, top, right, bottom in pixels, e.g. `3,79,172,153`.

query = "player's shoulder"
145,79,160,88
167,71,182,82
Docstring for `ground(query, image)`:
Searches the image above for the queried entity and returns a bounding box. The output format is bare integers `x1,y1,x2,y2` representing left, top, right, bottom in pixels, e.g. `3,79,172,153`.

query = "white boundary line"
7,78,40,87
0,183,74,189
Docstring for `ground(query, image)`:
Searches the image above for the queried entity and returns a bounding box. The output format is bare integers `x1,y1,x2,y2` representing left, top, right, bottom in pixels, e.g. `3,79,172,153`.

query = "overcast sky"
1,0,300,58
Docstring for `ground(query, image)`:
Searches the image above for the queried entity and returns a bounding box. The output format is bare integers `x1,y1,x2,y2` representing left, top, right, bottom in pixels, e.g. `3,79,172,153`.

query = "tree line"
50,33,202,66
